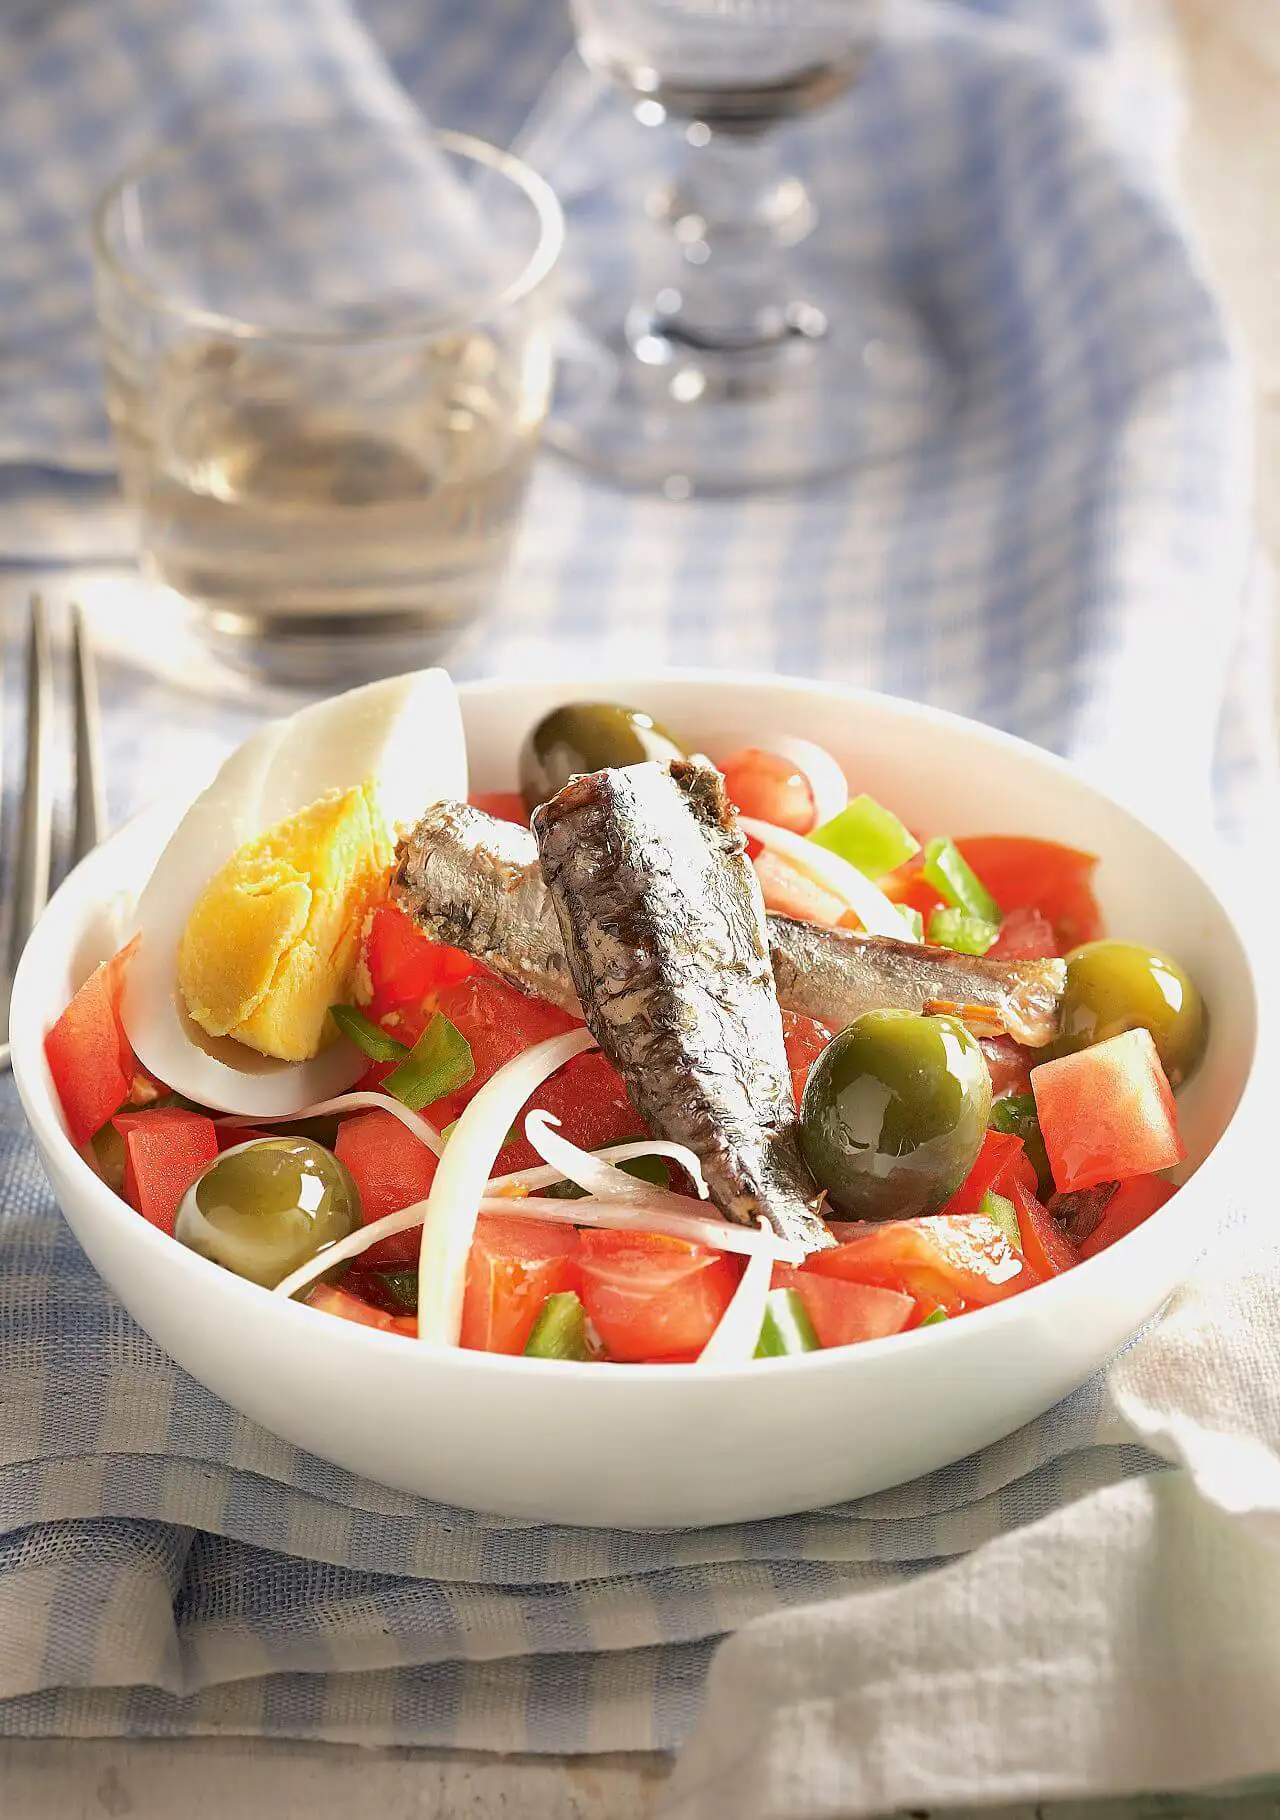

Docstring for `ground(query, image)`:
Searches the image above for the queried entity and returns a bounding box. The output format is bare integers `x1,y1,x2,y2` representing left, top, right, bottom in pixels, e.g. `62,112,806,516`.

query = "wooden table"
6,3,1278,1814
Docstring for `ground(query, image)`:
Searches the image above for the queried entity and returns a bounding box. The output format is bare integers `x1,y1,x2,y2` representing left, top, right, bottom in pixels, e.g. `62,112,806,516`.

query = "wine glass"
543,0,948,495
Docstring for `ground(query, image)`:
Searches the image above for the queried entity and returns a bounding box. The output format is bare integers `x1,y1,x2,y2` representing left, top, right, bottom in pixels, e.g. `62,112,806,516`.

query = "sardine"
391,802,570,1005
766,916,1065,1048
532,761,830,1252
392,804,1066,1047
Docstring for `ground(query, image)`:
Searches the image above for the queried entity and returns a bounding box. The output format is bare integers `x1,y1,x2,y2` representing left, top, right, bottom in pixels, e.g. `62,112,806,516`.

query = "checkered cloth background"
0,0,1273,1754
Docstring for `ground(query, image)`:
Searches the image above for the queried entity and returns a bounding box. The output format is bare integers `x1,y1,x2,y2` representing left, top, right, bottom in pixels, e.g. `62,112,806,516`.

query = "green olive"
175,1137,361,1289
519,702,686,812
799,1010,992,1222
1053,939,1208,1088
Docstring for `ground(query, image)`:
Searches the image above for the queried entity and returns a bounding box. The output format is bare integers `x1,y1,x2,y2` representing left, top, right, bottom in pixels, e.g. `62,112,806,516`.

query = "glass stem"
647,126,818,355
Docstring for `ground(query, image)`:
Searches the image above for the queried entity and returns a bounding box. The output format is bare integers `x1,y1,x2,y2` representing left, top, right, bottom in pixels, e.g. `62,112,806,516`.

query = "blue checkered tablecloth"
0,0,1274,1759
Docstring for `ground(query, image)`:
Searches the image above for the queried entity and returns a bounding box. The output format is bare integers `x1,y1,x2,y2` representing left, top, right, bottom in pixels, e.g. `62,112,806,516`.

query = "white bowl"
10,673,1260,1527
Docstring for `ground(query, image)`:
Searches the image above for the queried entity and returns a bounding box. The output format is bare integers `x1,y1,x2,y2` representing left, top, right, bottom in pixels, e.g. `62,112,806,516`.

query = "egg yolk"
178,784,392,1063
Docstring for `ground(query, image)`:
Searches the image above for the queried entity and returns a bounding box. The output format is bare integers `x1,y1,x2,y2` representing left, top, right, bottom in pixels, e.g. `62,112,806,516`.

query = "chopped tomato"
307,1282,416,1335
334,1109,439,1268
881,862,943,919
44,939,139,1147
782,1011,832,1110
721,746,817,834
807,1213,1041,1315
362,902,474,1026
217,1124,271,1150
883,837,1101,952
989,906,1060,961
953,836,1102,950
773,1264,913,1348
492,1050,644,1175
460,1214,580,1355
1078,1176,1177,1259
469,791,529,826
113,1106,219,1238
1031,1029,1185,1192
577,1231,741,1362
942,1129,1037,1215
1009,1179,1080,1277
753,849,845,926
429,973,582,1130
980,1036,1033,1099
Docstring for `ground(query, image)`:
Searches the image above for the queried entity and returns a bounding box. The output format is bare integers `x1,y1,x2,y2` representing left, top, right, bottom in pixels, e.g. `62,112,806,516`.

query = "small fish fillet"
392,804,1066,1047
766,916,1064,1048
533,761,831,1253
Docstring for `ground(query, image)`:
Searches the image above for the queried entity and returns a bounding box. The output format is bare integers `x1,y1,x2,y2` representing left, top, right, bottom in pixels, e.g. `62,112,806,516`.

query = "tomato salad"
44,703,1207,1365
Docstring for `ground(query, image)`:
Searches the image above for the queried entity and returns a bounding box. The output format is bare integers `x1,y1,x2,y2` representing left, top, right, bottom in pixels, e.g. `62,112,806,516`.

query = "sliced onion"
509,1199,801,1266
698,1221,776,1365
740,815,919,942
520,1110,709,1203
764,736,848,827
487,1137,712,1198
417,1028,596,1344
218,1092,445,1157
276,1187,802,1309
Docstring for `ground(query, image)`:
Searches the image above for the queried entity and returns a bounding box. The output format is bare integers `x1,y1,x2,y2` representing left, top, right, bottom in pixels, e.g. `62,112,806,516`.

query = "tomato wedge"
721,747,818,834
1031,1029,1185,1192
114,1106,219,1238
1078,1176,1177,1259
781,1011,832,1110
953,837,1102,950
577,1231,741,1362
429,974,582,1131
333,1109,439,1268
361,902,474,1026
460,1214,580,1355
807,1213,1041,1315
1009,1179,1080,1277
942,1129,1037,1215
773,1264,913,1348
881,863,944,919
491,1050,643,1176
308,1283,416,1335
44,940,139,1147
883,837,1101,952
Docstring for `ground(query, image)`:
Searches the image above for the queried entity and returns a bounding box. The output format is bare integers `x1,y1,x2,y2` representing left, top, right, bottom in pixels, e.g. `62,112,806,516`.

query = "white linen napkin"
664,912,1280,1818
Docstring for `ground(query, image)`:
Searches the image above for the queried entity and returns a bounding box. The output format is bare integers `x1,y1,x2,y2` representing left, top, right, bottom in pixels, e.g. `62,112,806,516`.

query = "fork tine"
0,621,6,1062
71,603,106,861
10,594,55,968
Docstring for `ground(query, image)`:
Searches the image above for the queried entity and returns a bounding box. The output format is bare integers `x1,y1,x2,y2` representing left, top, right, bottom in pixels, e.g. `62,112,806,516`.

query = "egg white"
120,669,467,1116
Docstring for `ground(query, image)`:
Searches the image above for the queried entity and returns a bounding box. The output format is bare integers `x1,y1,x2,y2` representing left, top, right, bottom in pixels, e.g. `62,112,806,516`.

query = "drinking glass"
545,0,946,494
92,124,563,687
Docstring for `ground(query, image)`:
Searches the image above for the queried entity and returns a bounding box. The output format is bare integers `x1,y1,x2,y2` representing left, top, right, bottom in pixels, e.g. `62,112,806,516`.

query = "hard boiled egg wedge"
121,669,466,1116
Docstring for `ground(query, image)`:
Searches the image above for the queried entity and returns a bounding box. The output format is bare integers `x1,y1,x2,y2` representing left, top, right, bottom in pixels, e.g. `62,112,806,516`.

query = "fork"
0,595,107,1074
